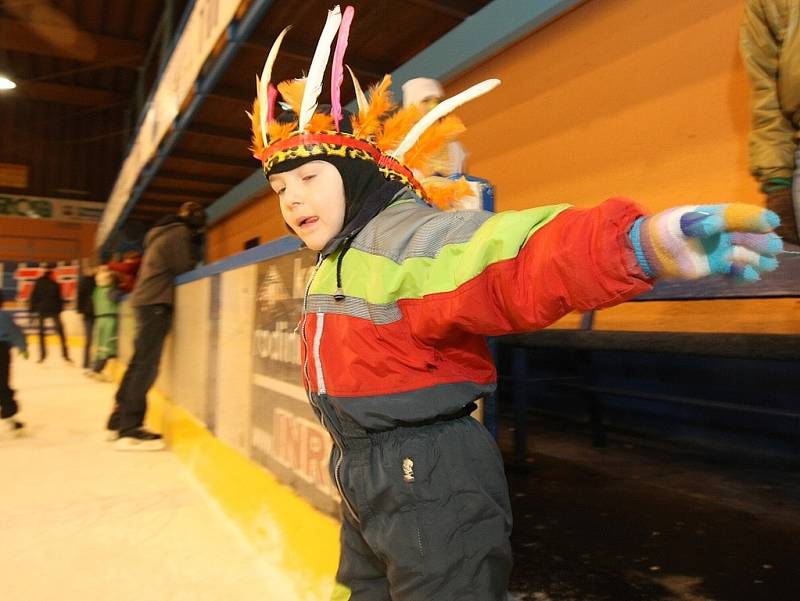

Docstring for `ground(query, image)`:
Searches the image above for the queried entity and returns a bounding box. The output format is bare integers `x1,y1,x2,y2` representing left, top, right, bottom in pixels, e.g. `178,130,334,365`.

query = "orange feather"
248,96,264,157
404,114,465,173
353,75,393,138
277,78,306,116
423,177,474,211
375,105,422,152
267,120,296,143
307,112,335,133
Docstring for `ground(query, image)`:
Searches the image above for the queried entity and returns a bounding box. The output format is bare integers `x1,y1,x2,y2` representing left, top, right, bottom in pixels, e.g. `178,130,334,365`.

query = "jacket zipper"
301,254,360,524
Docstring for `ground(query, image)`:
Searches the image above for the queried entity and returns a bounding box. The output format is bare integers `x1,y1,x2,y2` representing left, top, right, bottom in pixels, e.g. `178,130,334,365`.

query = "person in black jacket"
77,265,96,370
29,269,71,363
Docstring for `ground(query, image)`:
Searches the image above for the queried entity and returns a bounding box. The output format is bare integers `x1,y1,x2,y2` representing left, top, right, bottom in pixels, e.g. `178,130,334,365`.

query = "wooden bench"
494,252,800,461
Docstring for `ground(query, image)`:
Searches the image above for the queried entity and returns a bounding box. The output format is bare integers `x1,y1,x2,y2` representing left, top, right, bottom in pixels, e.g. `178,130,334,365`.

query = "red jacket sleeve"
402,197,654,342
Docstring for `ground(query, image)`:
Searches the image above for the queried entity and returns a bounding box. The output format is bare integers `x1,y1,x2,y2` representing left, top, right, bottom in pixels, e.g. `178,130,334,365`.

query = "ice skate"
114,428,165,451
1,417,25,438
105,408,120,441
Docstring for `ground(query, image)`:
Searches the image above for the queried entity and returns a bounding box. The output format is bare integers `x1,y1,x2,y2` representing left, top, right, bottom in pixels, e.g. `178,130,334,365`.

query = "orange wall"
206,0,799,333
445,0,798,334
452,0,759,213
0,216,97,262
206,191,289,262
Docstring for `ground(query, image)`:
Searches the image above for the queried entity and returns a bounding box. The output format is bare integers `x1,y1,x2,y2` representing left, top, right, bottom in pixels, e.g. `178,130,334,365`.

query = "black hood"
270,154,405,256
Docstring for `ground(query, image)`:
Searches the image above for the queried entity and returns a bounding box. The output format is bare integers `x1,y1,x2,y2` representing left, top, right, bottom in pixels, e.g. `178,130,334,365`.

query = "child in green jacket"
89,266,119,381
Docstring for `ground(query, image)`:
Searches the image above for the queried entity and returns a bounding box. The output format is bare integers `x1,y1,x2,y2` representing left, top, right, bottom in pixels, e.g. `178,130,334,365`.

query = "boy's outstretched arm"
402,199,782,343
403,197,651,341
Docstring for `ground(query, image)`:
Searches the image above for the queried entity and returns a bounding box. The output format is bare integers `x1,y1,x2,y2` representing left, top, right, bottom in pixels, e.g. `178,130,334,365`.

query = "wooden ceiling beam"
14,81,125,106
145,186,220,199
0,18,145,65
155,171,244,186
137,196,189,206
184,122,247,142
169,150,253,169
205,85,250,103
134,203,180,214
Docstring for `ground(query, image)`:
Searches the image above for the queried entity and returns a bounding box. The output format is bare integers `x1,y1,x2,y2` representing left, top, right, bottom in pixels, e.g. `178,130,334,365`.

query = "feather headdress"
249,4,499,205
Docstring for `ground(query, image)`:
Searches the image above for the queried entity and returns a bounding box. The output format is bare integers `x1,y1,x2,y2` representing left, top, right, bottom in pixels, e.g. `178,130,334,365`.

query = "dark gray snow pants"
331,413,513,601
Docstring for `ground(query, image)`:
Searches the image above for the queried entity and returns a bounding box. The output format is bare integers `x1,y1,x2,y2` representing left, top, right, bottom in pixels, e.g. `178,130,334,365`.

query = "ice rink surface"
1,346,303,601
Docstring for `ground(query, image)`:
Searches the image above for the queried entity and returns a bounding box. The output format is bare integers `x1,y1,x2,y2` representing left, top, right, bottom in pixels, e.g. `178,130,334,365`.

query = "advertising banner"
0,261,79,332
250,249,340,515
0,193,104,222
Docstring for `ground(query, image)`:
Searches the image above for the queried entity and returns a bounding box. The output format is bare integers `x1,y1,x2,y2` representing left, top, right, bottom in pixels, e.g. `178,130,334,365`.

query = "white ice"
1,344,302,601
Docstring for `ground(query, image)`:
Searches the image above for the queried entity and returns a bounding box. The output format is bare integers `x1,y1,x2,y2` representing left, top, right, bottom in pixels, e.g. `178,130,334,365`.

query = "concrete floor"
1,347,304,601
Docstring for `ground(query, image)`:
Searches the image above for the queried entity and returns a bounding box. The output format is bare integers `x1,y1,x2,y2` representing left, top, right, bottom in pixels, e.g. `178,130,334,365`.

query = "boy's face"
269,160,346,251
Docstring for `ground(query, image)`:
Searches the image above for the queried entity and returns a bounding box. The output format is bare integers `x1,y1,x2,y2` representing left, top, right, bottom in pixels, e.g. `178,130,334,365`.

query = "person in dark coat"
77,265,96,370
28,269,70,363
108,201,206,451
0,290,28,434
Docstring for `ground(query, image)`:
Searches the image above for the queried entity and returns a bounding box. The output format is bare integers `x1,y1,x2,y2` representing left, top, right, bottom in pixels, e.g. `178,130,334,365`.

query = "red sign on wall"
4,261,78,307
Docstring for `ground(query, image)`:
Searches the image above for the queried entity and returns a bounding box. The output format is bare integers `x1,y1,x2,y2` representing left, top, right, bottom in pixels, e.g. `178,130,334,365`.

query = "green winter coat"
91,286,118,362
740,0,800,181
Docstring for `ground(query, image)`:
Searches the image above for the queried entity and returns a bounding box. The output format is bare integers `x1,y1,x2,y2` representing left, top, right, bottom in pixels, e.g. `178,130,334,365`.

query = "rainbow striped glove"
629,204,783,282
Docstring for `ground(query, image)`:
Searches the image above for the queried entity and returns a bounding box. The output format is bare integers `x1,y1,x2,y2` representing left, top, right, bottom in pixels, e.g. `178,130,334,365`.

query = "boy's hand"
629,203,783,281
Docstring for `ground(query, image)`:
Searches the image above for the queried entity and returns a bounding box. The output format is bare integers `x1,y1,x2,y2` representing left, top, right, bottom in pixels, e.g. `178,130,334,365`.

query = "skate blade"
0,422,25,439
114,437,166,452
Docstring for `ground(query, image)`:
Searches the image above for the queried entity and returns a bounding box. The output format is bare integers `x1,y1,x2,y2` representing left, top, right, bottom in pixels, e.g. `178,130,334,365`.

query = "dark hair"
178,201,207,230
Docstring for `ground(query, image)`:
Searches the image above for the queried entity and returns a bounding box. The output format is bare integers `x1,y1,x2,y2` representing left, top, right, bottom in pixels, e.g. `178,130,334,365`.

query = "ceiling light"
0,74,16,90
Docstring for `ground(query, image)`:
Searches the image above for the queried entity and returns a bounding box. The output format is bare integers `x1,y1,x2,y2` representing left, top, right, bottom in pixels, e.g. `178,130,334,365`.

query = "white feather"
298,5,343,131
346,65,368,116
259,25,291,147
391,79,501,160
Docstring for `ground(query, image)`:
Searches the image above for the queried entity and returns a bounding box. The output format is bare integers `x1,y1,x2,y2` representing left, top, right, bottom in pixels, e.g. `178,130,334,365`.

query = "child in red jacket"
252,7,784,600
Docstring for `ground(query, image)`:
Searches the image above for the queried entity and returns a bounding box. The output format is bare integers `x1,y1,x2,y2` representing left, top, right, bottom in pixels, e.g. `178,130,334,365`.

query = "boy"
252,7,783,600
0,291,29,434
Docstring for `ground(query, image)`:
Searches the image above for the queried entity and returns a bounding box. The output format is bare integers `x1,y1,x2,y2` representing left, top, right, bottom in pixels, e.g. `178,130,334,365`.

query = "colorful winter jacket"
740,0,800,181
0,310,27,352
300,188,652,437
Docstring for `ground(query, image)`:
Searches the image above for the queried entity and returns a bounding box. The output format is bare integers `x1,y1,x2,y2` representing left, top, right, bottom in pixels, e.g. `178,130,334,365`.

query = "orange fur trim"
375,105,422,152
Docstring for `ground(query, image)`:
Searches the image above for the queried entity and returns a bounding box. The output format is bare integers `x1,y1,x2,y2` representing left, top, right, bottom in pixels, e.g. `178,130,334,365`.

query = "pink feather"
330,6,355,131
266,83,278,125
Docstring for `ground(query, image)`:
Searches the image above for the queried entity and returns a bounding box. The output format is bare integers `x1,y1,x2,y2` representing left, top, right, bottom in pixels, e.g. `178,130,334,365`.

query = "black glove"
764,186,798,245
